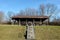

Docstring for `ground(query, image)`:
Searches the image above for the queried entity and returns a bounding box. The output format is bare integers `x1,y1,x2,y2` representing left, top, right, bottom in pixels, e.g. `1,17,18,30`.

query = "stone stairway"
26,25,35,40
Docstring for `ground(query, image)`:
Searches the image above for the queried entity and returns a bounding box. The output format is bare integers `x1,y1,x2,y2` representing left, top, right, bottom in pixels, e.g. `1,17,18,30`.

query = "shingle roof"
12,15,49,19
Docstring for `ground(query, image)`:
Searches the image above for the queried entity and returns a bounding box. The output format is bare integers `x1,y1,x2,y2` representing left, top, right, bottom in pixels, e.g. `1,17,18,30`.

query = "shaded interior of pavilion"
12,16,49,25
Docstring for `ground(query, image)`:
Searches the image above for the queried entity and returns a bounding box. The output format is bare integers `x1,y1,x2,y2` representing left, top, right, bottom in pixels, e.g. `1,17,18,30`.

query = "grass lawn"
0,25,60,40
35,25,60,40
0,25,26,40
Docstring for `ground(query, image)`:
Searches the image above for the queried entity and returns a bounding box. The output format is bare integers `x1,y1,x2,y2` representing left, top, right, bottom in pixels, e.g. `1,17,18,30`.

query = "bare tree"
0,11,4,23
39,4,60,17
18,8,38,16
46,4,60,22
46,4,57,17
39,4,45,16
39,4,60,22
24,8,30,16
19,10,25,16
24,8,38,16
7,11,14,22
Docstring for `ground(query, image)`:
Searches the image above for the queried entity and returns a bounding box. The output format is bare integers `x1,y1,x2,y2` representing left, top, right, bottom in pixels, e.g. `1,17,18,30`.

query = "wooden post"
33,19,35,26
46,18,48,25
26,19,27,25
39,19,40,25
42,20,43,25
40,19,42,25
11,20,14,25
46,18,49,25
13,20,15,25
19,19,21,25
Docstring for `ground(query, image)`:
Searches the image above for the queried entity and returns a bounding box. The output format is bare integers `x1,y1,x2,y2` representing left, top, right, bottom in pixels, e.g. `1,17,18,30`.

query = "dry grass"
34,25,60,40
0,25,26,40
0,25,60,40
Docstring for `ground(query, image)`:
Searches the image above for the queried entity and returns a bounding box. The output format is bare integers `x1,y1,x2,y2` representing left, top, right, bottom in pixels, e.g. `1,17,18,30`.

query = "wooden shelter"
12,15,49,25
